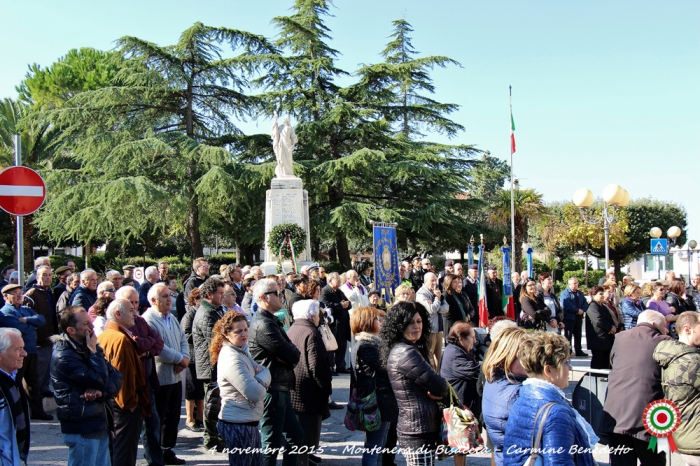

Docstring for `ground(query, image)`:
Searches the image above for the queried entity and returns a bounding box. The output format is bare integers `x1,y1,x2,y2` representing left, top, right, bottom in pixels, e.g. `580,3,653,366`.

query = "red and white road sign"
0,167,46,216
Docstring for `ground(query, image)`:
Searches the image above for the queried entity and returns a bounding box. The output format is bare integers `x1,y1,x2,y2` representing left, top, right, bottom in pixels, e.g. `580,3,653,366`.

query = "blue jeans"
62,433,110,466
141,386,165,466
363,421,391,466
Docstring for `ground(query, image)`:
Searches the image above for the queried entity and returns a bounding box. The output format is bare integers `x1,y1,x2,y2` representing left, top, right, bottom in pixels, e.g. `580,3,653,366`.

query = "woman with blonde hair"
209,311,270,466
350,306,394,466
480,327,528,466
504,333,597,466
621,284,644,329
393,284,415,304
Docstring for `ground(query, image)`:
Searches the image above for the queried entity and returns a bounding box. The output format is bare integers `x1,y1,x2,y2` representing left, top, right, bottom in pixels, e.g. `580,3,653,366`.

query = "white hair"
115,286,138,300
97,281,114,293
327,272,340,282
80,268,96,282
291,299,320,321
0,328,21,354
568,276,579,284
147,283,168,304
638,310,666,328
145,266,159,280
490,320,518,340
346,270,358,279
106,270,121,279
300,265,310,274
34,256,50,269
106,299,131,322
252,279,277,306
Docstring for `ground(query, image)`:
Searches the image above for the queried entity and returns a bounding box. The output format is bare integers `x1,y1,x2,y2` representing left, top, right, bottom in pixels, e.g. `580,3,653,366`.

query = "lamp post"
686,240,697,285
650,226,681,280
573,184,629,271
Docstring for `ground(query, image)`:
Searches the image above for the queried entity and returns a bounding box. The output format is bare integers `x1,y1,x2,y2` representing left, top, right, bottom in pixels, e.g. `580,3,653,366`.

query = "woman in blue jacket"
504,332,598,466
620,284,644,329
481,326,528,466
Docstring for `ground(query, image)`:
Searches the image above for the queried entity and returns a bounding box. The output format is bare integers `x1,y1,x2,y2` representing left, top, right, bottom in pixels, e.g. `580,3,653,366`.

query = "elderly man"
115,286,166,466
56,273,80,318
193,277,226,451
318,267,327,288
560,277,588,357
222,282,243,313
143,284,189,465
321,272,350,375
98,299,151,466
249,279,304,466
64,260,76,273
51,307,122,466
416,272,448,370
123,265,140,292
653,312,700,466
23,256,51,292
250,266,264,280
139,266,160,313
485,266,504,319
0,284,50,420
25,265,58,398
69,269,98,310
0,328,30,464
52,266,72,305
184,257,210,301
601,311,670,466
227,265,245,305
599,267,617,285
437,260,454,289
106,270,124,291
462,264,479,319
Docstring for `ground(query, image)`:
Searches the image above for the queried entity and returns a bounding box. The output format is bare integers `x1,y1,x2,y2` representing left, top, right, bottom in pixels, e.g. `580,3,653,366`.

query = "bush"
48,254,83,272
318,260,342,274
562,269,605,288
561,258,587,272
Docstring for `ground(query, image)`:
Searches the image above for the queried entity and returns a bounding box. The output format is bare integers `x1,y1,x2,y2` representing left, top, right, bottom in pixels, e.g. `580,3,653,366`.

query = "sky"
2,0,699,242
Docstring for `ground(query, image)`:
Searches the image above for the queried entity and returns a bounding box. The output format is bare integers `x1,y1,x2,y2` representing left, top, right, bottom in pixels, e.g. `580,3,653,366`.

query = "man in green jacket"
653,311,700,465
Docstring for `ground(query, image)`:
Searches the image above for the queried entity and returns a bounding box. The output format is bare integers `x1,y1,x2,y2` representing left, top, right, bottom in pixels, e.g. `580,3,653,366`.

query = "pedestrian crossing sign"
650,238,668,255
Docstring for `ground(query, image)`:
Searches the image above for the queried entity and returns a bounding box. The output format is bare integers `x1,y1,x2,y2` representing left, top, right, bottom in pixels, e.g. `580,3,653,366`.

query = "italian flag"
478,269,489,328
510,103,516,155
503,288,515,320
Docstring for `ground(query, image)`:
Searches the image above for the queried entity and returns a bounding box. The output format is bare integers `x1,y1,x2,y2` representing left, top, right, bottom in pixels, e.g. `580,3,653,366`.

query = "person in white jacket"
340,270,370,370
211,310,271,466
416,272,449,371
142,283,190,465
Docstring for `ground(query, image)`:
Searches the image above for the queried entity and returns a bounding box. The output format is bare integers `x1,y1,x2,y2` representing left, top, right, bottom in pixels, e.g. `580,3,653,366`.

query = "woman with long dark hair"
380,302,448,466
536,272,564,332
442,274,474,335
519,279,550,330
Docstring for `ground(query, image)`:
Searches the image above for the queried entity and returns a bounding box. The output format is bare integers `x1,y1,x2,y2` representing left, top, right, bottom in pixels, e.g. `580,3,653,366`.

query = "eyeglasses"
223,292,235,296
264,290,284,297
103,288,115,293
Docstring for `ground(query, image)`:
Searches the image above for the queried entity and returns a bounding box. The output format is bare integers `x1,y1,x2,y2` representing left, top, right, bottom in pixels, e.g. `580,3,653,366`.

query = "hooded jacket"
218,342,271,424
653,340,700,455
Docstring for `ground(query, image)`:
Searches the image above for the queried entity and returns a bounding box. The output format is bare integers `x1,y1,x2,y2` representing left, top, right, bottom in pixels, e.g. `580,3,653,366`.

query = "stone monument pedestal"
260,176,313,275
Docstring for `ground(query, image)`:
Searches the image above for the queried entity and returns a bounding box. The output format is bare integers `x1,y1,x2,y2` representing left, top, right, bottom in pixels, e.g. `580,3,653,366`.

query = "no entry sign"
0,166,46,216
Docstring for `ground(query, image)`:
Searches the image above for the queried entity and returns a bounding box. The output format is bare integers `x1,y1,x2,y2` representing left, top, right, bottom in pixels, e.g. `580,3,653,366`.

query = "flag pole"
509,86,516,268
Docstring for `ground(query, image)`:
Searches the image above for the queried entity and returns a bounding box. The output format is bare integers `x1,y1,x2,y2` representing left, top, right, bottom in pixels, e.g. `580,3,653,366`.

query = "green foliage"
562,269,605,288
561,258,587,272
47,254,83,272
317,260,341,273
268,223,307,260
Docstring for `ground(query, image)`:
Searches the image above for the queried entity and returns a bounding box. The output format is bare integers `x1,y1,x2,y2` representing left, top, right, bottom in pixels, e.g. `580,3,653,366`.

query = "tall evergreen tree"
35,23,275,256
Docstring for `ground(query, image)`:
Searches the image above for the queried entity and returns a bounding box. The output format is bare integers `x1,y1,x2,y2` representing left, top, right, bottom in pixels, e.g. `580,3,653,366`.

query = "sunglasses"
264,290,284,297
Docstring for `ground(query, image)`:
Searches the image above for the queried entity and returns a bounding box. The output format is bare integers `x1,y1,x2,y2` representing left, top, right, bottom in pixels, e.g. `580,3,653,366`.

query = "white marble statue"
271,111,298,178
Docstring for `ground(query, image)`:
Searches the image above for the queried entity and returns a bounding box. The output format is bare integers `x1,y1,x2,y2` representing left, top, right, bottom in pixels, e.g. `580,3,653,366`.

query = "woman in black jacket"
180,287,205,431
442,274,474,335
380,302,449,466
585,285,623,369
519,279,551,330
351,305,395,466
440,321,481,466
666,278,692,314
536,272,564,332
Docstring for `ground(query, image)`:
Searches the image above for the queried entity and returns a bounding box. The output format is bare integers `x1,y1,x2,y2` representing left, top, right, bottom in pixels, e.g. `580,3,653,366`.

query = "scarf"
523,378,599,446
345,281,365,295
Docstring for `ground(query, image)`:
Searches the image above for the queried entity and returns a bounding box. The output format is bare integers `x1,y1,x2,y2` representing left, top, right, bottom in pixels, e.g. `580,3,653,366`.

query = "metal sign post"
14,135,23,286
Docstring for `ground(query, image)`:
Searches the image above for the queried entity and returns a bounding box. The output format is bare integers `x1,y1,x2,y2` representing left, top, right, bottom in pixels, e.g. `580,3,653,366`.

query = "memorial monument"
260,112,313,274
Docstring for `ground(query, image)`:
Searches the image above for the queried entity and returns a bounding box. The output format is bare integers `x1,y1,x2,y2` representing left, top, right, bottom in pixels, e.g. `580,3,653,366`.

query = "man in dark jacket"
192,277,226,451
69,269,98,310
407,257,425,292
462,264,479,313
57,273,80,318
52,266,72,308
183,257,210,302
23,256,51,292
559,277,588,356
320,273,350,374
25,265,58,398
601,311,670,466
51,306,122,466
485,266,504,319
249,278,304,466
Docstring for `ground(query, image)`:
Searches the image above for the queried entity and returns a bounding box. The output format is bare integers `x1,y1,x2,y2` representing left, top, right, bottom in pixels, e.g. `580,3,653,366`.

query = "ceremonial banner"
372,222,400,303
477,244,489,328
467,244,474,266
501,245,515,320
526,247,534,279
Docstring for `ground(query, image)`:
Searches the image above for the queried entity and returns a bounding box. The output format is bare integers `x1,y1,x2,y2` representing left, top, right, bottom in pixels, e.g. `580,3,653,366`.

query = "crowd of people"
0,256,699,466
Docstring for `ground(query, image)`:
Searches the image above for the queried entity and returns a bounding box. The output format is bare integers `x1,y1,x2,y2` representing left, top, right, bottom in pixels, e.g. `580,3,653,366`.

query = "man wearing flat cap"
122,265,140,292
438,260,454,290
52,266,72,307
485,265,504,319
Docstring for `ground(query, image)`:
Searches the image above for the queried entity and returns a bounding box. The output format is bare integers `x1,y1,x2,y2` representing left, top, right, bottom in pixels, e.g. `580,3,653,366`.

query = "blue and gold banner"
526,247,534,279
468,244,474,266
502,246,512,296
373,223,400,302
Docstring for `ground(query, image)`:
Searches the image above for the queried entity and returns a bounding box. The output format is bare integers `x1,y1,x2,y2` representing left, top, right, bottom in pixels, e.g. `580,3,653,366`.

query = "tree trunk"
513,236,523,276
329,243,337,262
188,190,203,258
335,232,351,271
234,240,241,266
584,240,590,288
85,240,91,268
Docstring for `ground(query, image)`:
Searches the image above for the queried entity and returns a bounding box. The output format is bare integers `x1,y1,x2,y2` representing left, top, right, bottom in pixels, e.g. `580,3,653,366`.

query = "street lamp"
686,240,698,285
573,184,629,270
649,226,681,280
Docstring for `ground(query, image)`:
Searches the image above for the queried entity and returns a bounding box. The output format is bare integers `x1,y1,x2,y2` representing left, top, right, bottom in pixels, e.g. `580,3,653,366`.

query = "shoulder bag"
318,324,338,351
523,402,556,466
440,383,481,455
